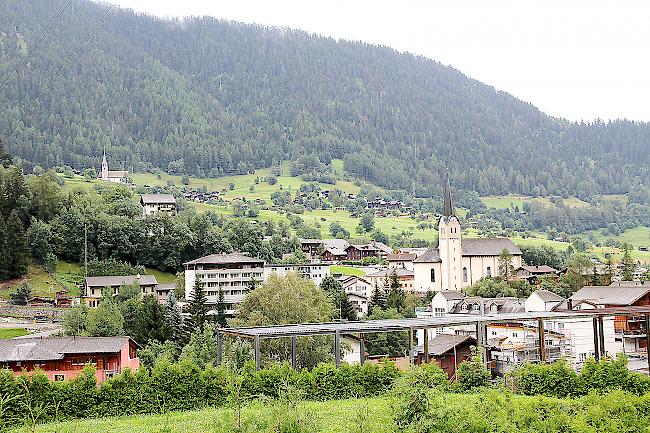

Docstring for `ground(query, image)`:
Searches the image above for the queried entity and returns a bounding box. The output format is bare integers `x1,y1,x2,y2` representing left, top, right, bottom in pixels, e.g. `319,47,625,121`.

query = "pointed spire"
442,163,454,218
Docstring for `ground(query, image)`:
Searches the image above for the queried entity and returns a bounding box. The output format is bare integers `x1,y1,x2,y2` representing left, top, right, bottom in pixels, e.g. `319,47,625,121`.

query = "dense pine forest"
0,0,648,199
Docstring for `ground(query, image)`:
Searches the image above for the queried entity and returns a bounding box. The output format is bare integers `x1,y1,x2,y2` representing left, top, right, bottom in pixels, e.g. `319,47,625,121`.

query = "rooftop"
140,193,177,204
519,265,558,274
532,289,564,303
414,238,522,263
386,253,417,261
184,253,264,266
366,268,414,278
415,334,476,356
85,274,158,287
570,283,650,306
0,337,134,362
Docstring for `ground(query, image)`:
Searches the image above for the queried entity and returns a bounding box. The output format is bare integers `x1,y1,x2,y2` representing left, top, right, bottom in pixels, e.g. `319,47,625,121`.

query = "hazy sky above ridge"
105,0,650,122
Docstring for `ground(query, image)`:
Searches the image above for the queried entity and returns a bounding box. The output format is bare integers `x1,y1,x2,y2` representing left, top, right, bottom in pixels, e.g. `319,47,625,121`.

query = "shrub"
455,346,490,391
509,360,579,397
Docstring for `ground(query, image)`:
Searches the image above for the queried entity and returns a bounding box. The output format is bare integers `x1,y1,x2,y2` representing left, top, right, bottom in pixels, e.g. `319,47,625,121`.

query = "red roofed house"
0,337,139,382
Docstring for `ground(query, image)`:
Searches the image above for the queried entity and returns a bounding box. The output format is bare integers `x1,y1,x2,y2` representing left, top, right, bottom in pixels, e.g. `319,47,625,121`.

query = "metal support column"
216,331,223,365
598,316,606,358
408,327,414,365
254,335,261,370
592,317,600,361
538,319,546,363
423,328,429,364
335,331,341,367
291,336,297,369
359,334,365,365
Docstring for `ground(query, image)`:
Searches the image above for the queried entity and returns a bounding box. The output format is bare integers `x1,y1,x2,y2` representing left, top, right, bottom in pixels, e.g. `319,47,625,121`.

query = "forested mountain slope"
0,0,648,199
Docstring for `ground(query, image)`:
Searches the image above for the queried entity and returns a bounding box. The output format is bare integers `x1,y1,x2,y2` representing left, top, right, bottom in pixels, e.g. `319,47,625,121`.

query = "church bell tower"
438,167,462,291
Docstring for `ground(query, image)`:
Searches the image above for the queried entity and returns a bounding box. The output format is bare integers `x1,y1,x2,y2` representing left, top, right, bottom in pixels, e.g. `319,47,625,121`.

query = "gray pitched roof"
366,268,414,278
141,193,176,204
183,253,264,266
85,275,158,287
519,265,558,274
435,290,466,301
532,289,564,303
0,337,133,362
416,334,476,356
386,253,417,261
461,238,522,256
570,283,650,306
414,248,442,263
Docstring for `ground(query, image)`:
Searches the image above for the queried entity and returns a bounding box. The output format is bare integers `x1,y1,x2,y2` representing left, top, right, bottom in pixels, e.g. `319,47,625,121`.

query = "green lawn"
0,328,29,339
330,265,366,277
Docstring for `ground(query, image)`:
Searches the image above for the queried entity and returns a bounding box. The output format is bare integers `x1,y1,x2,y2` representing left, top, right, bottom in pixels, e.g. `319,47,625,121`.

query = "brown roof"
519,265,558,274
183,253,264,266
140,193,177,205
85,275,158,288
416,334,476,356
0,337,134,362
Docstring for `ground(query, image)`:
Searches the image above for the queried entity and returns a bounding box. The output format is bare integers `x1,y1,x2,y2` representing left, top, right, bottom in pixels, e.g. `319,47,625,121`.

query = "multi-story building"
0,337,139,382
140,194,177,216
365,268,415,292
263,263,330,286
83,275,159,307
184,253,265,316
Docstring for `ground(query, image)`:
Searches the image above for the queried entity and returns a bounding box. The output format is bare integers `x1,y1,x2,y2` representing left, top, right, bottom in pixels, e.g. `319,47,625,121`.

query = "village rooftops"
386,253,417,262
183,252,264,266
84,274,158,288
570,283,650,306
0,337,136,362
532,289,564,303
365,268,414,278
140,193,176,204
435,290,466,301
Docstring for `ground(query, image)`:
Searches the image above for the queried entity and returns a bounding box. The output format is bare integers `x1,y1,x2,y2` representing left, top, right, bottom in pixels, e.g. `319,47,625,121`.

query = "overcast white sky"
105,0,650,122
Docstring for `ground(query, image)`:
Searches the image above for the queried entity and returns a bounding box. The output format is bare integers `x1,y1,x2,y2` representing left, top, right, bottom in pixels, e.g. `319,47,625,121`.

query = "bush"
455,346,490,391
509,360,579,397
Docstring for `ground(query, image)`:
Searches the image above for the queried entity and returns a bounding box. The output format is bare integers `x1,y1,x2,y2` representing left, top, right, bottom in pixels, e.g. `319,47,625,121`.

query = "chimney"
567,298,573,311
136,274,141,280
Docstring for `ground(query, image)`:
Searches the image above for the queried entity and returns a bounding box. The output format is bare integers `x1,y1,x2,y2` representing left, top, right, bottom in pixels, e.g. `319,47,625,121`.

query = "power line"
0,0,73,89
31,5,118,101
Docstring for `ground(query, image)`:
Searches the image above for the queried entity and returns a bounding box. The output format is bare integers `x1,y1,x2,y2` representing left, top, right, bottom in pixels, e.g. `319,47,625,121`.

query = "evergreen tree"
136,295,168,345
215,288,227,328
339,293,358,321
498,248,515,281
386,271,405,312
0,216,8,280
0,139,12,168
622,243,635,281
6,210,28,279
369,280,386,314
163,291,182,341
185,277,209,333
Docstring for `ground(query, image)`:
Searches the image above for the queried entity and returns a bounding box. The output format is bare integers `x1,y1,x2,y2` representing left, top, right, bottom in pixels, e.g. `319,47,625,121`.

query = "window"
430,268,436,282
486,266,492,278
434,308,445,317
463,267,468,282
54,374,65,382
512,332,518,338
105,372,115,379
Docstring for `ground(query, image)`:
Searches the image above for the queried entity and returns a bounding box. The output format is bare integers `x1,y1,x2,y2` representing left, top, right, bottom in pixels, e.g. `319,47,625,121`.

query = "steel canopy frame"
217,306,650,370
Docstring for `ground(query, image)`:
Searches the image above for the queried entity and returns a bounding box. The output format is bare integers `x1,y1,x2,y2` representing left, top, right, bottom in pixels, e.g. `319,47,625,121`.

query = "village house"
570,281,650,354
386,253,417,271
337,275,373,298
414,334,476,378
155,282,176,303
98,150,128,183
365,268,415,292
0,337,139,382
140,193,177,216
184,253,265,316
516,265,558,285
413,173,522,293
83,275,159,307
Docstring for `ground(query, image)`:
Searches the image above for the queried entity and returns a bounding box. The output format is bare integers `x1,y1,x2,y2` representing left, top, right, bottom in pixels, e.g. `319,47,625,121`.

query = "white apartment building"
263,263,330,286
184,253,265,316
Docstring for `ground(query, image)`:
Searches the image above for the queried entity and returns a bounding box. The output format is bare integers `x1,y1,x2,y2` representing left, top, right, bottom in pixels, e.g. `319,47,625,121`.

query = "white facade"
263,263,330,286
99,151,128,183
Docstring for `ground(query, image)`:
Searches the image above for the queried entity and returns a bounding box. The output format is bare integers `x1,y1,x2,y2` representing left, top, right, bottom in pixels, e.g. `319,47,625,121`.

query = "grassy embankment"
0,328,29,339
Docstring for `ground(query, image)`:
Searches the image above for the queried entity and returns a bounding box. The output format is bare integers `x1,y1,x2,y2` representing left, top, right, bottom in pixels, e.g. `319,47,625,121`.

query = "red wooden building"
0,336,139,382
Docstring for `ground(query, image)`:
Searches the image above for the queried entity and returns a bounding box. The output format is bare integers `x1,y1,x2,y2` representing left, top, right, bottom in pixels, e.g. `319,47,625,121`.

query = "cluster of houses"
300,238,393,262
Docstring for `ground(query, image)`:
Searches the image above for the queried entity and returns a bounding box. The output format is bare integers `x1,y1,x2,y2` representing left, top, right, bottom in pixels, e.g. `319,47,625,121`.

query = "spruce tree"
6,210,28,279
163,291,182,342
215,288,227,328
185,277,209,333
369,281,386,314
0,216,8,280
339,293,358,321
622,243,635,281
386,271,405,312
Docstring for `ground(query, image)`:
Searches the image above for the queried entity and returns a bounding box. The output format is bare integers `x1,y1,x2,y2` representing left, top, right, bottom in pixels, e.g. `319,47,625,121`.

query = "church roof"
413,238,521,263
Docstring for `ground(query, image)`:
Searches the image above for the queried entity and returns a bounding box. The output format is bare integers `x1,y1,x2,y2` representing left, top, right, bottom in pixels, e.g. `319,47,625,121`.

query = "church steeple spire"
442,164,454,218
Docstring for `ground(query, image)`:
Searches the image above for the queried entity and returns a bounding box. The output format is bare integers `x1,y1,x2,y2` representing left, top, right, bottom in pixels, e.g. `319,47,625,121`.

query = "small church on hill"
412,171,522,293
98,150,128,183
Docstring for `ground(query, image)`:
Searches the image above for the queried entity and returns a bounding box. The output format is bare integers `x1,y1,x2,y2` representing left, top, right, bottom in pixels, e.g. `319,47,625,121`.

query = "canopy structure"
217,306,650,371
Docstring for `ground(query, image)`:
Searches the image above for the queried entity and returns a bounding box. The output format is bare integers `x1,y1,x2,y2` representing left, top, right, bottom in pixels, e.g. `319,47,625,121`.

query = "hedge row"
509,354,650,397
0,360,400,429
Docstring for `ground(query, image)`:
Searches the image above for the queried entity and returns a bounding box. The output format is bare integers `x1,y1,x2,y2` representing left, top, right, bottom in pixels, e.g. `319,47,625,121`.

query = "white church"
98,150,128,183
412,172,522,293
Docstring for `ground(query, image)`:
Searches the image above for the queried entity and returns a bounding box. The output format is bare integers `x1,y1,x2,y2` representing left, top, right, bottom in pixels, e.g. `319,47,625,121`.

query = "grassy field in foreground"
0,328,29,339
